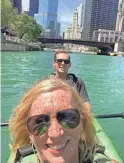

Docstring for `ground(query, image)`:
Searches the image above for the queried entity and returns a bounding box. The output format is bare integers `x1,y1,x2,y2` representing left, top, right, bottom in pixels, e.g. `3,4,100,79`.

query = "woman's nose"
48,118,64,138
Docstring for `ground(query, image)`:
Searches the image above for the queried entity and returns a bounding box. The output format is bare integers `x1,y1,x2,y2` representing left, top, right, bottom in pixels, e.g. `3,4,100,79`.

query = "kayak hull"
94,119,123,163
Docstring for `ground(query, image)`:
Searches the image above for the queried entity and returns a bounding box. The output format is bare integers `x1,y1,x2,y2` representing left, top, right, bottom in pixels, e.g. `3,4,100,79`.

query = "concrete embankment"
1,39,26,51
1,35,42,52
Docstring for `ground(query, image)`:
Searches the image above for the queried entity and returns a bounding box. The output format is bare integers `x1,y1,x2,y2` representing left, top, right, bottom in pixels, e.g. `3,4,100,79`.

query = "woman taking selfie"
9,77,112,163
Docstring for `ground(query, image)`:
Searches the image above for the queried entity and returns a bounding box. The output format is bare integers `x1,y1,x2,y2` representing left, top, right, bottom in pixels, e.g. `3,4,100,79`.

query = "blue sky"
22,0,85,33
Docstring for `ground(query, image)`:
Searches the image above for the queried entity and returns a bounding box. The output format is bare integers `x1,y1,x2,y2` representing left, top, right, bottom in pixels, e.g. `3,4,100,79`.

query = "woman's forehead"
29,89,73,115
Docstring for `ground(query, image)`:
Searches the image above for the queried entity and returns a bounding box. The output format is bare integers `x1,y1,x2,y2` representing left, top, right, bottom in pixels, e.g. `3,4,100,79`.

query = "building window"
115,36,118,42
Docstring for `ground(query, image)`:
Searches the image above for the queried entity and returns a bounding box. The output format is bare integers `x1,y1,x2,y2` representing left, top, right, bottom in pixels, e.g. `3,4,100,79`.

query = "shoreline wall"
1,40,26,52
1,35,42,51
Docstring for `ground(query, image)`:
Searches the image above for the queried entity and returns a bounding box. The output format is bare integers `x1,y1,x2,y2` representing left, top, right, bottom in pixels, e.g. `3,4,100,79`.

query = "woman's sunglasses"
56,59,70,64
26,109,80,136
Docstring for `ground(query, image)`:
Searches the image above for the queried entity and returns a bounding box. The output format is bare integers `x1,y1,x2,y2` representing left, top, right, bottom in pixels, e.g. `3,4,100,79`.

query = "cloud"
60,16,72,24
57,3,75,35
22,0,29,11
58,4,73,24
61,24,69,27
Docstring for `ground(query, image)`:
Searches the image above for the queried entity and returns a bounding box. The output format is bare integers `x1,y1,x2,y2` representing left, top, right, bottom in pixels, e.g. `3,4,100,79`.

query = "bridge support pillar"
97,48,110,55
114,42,124,52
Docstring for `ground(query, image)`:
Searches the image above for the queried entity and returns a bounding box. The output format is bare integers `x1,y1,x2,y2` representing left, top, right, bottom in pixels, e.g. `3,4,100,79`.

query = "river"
1,51,124,162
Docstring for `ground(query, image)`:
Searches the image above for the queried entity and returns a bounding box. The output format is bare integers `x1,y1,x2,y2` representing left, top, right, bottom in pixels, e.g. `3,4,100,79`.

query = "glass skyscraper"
82,0,119,40
29,0,39,17
11,0,22,13
34,0,58,29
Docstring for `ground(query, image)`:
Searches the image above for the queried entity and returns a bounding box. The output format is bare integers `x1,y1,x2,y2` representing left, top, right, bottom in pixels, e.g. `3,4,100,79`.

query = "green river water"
1,51,124,162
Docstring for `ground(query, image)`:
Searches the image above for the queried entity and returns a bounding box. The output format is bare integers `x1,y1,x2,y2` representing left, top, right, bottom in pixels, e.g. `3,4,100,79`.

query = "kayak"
7,119,123,163
93,119,123,163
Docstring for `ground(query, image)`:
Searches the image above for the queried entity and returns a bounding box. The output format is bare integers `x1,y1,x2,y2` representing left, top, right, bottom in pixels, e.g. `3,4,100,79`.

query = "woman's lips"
46,140,69,153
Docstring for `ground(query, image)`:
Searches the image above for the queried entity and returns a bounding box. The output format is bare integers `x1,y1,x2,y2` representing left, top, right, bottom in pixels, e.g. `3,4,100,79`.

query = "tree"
1,0,43,42
9,13,43,41
88,47,99,52
1,0,17,28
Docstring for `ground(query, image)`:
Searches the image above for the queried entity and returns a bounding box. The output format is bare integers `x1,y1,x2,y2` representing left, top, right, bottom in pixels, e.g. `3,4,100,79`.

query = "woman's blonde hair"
9,77,96,162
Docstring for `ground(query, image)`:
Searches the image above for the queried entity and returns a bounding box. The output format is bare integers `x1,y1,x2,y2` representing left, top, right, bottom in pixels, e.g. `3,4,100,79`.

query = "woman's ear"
30,141,35,149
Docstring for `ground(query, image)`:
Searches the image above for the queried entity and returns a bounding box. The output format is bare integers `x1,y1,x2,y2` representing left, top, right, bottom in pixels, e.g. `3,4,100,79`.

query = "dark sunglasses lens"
64,60,70,64
57,59,70,64
27,115,50,136
57,109,80,129
56,59,62,63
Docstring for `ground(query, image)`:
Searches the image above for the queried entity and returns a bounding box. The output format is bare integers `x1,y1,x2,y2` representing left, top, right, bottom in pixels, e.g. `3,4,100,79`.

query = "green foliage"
1,0,43,41
9,13,43,41
1,0,17,27
88,47,99,52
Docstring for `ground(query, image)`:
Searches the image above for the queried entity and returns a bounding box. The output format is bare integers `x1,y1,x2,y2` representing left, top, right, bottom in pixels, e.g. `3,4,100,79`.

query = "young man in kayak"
52,50,91,113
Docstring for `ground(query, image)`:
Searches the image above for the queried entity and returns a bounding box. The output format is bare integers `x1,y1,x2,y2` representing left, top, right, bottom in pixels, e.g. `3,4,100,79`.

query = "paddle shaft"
94,112,124,119
1,122,9,127
1,112,124,127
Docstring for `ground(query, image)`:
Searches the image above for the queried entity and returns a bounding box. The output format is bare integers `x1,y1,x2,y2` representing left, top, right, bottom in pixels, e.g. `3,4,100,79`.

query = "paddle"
94,112,124,119
1,112,124,127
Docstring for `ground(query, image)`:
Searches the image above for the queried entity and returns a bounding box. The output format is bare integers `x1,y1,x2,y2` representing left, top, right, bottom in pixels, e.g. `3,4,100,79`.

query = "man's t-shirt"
50,73,90,103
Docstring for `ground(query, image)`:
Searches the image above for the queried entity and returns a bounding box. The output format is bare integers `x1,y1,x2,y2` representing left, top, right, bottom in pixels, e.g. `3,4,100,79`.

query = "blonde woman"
9,77,108,163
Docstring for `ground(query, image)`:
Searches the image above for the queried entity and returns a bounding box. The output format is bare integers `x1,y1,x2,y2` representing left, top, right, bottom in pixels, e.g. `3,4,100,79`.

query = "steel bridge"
38,38,115,55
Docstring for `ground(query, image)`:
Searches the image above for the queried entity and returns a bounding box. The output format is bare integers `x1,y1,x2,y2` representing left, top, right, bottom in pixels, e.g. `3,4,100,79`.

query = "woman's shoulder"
92,152,113,163
80,146,114,163
81,153,113,163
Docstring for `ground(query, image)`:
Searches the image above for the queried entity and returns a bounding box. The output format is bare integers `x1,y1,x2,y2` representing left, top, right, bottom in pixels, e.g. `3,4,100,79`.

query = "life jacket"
14,145,115,163
50,73,82,93
67,73,82,93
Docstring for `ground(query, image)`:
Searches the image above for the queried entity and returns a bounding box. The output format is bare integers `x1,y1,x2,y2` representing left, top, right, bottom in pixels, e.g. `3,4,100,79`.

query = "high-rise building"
11,0,22,13
33,0,58,38
64,9,81,40
82,0,119,40
29,0,39,17
34,0,58,29
77,3,85,29
116,0,124,32
56,22,61,38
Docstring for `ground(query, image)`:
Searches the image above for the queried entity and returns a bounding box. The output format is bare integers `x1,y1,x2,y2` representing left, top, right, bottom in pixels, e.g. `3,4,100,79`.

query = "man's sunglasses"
26,109,80,136
56,59,70,64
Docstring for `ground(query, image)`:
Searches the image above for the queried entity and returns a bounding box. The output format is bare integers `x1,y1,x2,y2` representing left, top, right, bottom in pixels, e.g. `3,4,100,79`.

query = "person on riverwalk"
51,50,91,113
